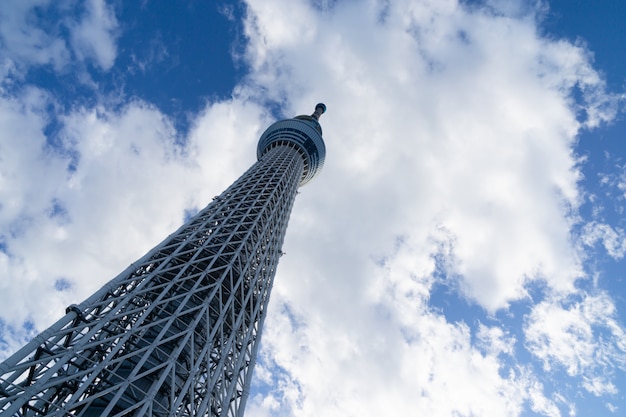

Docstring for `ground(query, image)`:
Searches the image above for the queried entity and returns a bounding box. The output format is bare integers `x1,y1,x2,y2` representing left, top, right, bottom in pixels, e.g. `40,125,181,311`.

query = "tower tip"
312,103,326,121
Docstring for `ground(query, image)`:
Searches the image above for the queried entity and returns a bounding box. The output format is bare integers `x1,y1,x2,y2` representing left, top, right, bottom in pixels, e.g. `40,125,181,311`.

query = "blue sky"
1,1,626,416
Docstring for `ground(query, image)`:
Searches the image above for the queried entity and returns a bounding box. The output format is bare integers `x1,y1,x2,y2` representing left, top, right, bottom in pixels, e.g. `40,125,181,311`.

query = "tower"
0,104,327,417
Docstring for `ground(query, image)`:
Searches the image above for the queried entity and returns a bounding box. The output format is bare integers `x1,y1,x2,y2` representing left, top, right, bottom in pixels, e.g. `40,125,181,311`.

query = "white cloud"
525,292,626,396
237,0,623,413
581,221,626,259
477,322,517,356
242,0,594,310
69,0,119,70
247,243,559,417
0,0,70,77
0,87,67,325
0,0,119,78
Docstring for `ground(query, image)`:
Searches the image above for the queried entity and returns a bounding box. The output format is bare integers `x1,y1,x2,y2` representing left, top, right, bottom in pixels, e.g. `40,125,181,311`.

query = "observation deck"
257,103,327,186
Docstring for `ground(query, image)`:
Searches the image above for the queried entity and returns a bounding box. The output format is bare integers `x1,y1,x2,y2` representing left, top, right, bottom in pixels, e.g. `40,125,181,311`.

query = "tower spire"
311,103,326,121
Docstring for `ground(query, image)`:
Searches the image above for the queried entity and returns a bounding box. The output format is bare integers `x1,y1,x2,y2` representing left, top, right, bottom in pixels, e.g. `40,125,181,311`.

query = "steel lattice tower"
0,104,327,417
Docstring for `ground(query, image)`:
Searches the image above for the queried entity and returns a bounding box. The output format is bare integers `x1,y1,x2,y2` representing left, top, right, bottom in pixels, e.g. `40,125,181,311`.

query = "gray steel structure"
0,104,327,417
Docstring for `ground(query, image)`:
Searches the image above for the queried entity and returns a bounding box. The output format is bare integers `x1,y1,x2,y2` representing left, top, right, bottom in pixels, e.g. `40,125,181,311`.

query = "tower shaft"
0,144,304,417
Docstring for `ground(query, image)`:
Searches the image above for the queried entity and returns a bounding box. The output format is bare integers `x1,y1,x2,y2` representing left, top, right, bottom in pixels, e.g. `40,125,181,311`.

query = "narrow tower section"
0,104,327,417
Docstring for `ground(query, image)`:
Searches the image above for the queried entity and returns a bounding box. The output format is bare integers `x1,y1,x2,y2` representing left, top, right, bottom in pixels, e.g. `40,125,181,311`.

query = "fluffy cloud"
525,292,626,396
0,0,118,79
238,0,625,414
0,0,70,73
69,0,118,70
247,238,562,417
240,0,595,310
581,222,626,260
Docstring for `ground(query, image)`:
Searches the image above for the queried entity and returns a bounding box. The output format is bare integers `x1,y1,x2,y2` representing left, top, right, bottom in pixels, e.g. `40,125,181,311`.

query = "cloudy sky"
1,0,626,416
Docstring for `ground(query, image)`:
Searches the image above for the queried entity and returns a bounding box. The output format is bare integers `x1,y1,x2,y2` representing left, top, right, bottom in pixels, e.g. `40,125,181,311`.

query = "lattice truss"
0,145,305,417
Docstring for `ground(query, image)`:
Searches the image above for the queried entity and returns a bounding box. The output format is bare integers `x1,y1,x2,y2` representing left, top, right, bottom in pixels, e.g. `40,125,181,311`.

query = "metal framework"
0,104,327,417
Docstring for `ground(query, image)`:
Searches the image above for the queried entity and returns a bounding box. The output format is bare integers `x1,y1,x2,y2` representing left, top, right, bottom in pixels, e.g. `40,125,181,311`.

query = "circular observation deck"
257,104,326,186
